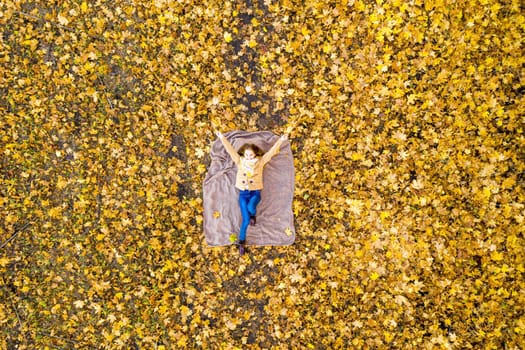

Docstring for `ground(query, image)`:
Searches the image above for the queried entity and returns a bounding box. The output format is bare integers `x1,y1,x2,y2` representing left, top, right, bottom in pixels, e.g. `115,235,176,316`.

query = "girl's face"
244,148,256,160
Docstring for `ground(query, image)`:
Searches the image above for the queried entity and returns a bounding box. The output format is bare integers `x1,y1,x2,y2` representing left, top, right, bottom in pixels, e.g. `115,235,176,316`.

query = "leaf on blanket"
229,234,237,243
285,228,293,236
213,211,220,218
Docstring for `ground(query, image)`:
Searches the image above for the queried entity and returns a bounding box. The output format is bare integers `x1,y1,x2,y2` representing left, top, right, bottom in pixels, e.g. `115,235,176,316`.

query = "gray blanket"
203,130,295,246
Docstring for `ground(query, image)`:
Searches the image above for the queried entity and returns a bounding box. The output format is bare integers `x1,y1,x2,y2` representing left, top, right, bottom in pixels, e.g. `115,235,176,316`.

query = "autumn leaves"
1,0,524,348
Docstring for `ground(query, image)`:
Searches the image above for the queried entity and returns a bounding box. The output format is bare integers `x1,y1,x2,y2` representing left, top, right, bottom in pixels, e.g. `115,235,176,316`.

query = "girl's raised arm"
261,134,288,165
217,131,240,165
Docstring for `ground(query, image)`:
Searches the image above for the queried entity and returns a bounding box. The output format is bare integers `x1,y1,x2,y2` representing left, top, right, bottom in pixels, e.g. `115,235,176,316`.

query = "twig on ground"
37,332,79,346
0,223,31,249
12,302,23,331
98,77,114,109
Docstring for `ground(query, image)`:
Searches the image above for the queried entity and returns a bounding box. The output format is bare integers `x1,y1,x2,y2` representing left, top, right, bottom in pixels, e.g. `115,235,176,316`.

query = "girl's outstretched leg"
239,195,250,241
247,191,261,226
238,192,251,255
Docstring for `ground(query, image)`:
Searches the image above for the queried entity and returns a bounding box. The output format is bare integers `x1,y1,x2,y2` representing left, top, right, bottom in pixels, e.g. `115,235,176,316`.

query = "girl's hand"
280,134,288,141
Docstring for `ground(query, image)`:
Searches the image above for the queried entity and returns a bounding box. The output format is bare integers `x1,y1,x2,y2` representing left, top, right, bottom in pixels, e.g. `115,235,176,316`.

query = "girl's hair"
238,143,264,157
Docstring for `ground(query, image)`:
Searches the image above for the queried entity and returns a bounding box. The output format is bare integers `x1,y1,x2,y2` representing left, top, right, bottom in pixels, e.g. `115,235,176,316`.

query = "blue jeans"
238,190,261,241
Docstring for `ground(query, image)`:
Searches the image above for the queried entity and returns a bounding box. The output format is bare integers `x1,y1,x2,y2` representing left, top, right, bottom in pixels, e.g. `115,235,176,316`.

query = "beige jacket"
220,136,284,190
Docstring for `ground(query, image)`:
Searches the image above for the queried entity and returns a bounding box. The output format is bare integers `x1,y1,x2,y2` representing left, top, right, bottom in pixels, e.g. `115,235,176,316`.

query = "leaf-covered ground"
1,0,524,348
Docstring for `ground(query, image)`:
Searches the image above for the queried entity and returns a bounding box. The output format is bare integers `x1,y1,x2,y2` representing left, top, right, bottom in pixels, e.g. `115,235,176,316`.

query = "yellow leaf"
350,152,364,161
502,176,516,189
5,213,18,224
384,331,394,342
48,206,62,219
224,32,233,43
301,26,310,37
370,272,380,280
22,39,39,51
149,237,162,251
57,13,69,26
483,186,492,199
180,305,192,319
491,251,504,261
346,199,364,215
195,147,205,158
56,176,68,190
0,257,10,268
285,228,293,236
213,211,221,218
103,331,115,342
354,0,366,12
73,300,85,308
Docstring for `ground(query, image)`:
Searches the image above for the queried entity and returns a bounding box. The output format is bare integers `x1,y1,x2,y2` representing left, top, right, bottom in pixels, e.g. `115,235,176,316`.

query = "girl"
216,131,288,255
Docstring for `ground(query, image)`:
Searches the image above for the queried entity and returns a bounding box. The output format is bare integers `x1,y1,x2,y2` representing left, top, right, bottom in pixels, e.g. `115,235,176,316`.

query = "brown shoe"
237,240,246,256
